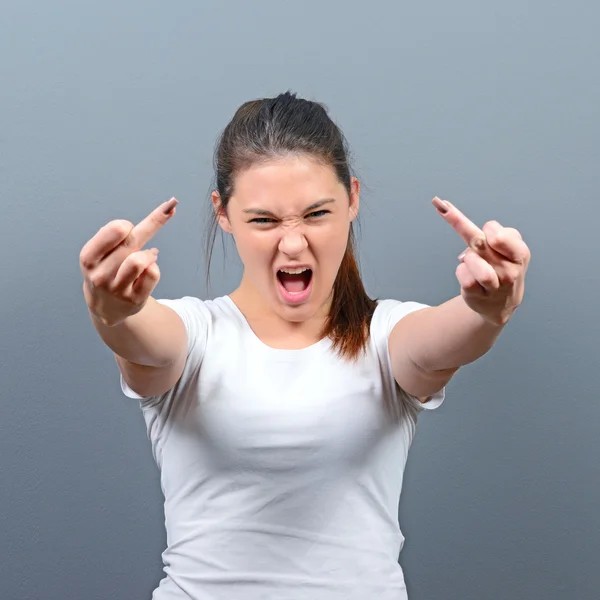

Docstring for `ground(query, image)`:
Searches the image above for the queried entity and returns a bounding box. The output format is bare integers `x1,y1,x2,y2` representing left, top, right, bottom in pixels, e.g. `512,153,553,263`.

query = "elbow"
396,362,459,398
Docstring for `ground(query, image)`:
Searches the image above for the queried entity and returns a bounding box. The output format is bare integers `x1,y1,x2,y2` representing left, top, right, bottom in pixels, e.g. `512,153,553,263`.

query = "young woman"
79,92,530,599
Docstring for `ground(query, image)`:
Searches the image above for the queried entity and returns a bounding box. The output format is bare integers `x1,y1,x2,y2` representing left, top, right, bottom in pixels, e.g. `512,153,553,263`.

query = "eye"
305,210,330,219
249,217,276,224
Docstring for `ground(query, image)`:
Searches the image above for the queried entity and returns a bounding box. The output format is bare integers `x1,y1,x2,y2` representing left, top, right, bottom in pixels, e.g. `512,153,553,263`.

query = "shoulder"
370,299,446,413
155,295,234,323
153,295,239,353
370,298,431,340
119,296,243,402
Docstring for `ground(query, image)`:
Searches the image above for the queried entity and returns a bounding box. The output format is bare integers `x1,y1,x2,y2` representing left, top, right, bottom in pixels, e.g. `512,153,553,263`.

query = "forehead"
230,155,345,211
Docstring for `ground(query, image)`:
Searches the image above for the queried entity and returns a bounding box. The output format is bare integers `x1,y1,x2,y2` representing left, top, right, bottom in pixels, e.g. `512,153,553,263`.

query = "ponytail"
322,228,377,360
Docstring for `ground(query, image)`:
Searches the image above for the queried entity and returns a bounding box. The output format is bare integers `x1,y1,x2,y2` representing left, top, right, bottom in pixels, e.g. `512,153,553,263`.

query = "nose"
278,229,308,258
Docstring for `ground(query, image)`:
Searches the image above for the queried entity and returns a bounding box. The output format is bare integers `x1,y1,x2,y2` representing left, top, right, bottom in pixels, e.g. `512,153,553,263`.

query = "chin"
275,300,317,322
275,291,332,324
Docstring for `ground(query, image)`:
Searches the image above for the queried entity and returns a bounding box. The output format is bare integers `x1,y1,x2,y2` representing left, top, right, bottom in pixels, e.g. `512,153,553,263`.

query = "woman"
79,92,530,599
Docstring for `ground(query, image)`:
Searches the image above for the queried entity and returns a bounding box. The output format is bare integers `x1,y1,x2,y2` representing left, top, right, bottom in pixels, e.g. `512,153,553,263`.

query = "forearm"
404,295,506,372
89,297,187,368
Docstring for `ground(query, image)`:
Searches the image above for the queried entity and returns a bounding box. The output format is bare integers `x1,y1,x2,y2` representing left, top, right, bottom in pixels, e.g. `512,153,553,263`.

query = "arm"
90,297,188,398
80,197,188,398
388,295,505,399
389,196,531,402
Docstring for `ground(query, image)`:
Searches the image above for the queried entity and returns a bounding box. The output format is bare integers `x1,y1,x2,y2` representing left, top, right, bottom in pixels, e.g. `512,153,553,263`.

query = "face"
212,155,359,323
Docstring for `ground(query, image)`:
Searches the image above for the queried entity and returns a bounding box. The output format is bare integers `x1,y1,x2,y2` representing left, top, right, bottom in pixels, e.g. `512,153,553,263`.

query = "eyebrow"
242,198,336,217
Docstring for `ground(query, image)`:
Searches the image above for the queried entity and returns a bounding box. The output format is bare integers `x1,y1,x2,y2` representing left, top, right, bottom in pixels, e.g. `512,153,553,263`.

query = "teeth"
279,267,309,274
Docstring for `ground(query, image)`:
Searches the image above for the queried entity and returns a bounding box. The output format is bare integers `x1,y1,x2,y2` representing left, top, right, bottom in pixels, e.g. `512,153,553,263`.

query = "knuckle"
146,263,160,281
506,227,523,240
483,220,501,232
499,269,517,286
118,250,147,274
104,278,122,295
488,229,505,247
107,218,133,231
148,213,164,227
128,253,148,271
119,289,136,304
88,271,107,288
107,219,134,238
481,270,499,287
79,249,94,271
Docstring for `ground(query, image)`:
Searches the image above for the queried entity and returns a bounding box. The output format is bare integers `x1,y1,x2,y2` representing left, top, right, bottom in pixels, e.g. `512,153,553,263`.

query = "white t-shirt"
121,295,444,600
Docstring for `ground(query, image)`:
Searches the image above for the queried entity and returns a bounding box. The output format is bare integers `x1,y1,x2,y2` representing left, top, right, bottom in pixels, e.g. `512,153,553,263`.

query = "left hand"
432,197,531,326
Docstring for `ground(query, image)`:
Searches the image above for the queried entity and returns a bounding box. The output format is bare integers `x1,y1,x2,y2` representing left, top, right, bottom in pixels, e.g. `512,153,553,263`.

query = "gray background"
1,1,598,599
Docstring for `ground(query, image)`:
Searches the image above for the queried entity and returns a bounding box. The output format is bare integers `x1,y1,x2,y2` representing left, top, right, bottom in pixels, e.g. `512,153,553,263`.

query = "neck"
229,273,331,337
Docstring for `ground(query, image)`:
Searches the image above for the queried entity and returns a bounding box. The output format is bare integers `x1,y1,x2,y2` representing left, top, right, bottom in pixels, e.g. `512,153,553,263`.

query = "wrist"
87,301,148,329
460,295,515,328
478,307,516,328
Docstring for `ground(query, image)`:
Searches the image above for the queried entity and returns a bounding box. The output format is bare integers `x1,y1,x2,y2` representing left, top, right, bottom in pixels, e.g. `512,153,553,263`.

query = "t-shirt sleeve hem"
403,387,446,412
117,296,208,400
120,373,151,399
375,299,447,413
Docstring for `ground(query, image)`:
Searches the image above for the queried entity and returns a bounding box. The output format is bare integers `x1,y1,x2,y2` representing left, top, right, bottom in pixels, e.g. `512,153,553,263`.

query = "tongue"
279,272,308,293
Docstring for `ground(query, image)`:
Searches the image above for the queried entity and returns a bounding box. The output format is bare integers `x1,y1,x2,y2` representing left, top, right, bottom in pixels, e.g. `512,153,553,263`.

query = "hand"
79,197,178,326
432,197,531,326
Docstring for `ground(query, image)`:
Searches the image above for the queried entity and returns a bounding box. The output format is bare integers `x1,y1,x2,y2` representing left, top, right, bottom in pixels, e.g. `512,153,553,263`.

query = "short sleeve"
371,299,445,412
120,296,209,400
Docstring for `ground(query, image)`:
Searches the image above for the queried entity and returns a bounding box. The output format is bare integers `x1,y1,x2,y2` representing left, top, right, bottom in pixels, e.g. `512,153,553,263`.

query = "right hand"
79,197,178,327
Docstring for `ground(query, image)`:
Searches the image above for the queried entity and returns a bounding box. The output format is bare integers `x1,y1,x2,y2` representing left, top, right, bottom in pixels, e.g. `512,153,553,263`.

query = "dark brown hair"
206,92,377,360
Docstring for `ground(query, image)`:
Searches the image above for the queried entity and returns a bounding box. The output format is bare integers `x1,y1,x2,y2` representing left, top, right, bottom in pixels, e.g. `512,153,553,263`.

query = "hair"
206,91,377,361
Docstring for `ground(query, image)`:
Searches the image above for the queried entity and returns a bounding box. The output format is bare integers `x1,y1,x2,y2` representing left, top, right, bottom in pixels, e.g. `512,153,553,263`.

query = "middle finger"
432,197,487,252
124,197,178,249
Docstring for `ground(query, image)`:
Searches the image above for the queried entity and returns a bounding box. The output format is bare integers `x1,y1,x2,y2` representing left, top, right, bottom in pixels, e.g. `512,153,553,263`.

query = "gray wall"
1,1,598,599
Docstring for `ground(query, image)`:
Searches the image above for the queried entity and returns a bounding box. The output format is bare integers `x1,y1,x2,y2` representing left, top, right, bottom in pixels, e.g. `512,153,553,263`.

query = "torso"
120,295,443,600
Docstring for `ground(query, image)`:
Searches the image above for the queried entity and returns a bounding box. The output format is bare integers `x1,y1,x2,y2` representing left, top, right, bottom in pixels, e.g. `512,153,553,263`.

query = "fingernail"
458,250,467,261
151,247,159,255
163,197,178,215
432,197,449,214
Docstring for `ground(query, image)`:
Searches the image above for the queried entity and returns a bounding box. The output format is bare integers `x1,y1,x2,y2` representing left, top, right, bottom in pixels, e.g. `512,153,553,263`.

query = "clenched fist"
79,197,178,326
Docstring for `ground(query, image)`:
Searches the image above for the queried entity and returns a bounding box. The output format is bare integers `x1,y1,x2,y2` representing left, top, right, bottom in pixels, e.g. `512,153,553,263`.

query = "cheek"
315,225,350,268
235,230,276,268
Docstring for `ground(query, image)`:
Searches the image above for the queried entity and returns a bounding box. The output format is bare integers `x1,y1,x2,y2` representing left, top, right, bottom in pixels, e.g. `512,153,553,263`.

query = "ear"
349,177,360,222
211,191,232,234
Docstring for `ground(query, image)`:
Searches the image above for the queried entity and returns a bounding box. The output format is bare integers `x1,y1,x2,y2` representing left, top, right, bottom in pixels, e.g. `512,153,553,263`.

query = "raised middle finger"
124,197,178,249
432,197,487,252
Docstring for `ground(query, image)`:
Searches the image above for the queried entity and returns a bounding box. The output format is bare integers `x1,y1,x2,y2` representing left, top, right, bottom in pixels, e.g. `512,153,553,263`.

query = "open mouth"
276,267,313,304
